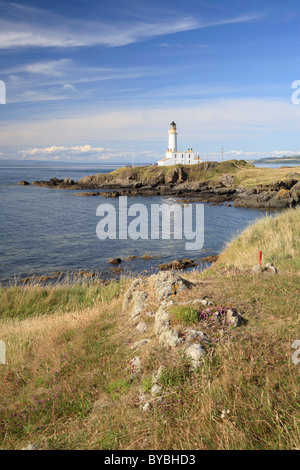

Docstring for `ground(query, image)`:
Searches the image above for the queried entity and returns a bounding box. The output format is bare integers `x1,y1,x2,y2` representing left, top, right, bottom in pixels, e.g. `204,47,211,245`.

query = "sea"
0,161,296,284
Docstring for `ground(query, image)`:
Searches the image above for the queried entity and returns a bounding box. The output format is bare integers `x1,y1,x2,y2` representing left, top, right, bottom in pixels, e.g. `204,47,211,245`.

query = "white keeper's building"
157,121,202,166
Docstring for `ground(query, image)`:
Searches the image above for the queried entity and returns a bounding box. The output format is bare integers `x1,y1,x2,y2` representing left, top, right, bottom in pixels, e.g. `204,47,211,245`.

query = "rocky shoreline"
18,160,300,209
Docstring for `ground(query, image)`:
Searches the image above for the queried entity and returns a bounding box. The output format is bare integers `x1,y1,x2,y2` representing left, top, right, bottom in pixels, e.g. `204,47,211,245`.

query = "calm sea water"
0,163,276,283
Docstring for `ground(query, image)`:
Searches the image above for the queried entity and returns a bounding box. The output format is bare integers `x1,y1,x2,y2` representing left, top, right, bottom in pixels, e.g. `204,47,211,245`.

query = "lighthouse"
168,121,177,152
157,121,202,166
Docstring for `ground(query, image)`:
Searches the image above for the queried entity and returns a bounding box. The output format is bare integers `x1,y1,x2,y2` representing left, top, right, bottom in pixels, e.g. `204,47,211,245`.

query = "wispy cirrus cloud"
0,2,260,50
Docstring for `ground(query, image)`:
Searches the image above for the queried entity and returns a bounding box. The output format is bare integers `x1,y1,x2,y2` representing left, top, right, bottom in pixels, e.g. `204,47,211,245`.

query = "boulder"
219,174,235,186
108,258,122,264
159,329,184,349
151,271,194,300
64,177,74,184
165,167,187,185
226,309,243,327
158,258,197,271
185,343,206,367
129,356,142,374
200,255,219,264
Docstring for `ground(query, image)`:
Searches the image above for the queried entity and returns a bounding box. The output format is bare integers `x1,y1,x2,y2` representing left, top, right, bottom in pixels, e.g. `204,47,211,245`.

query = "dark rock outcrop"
158,259,197,271
25,163,300,210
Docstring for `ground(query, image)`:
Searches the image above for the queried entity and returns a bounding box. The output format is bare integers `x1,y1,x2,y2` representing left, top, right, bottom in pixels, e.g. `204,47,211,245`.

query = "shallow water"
0,164,271,283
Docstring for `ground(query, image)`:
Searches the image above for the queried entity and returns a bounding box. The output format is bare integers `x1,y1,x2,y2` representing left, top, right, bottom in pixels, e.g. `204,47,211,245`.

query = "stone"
151,384,163,396
136,322,147,333
219,174,235,186
154,304,171,334
130,291,148,318
158,258,197,271
190,298,209,306
145,311,155,317
159,330,183,349
184,329,206,341
64,177,74,184
151,271,194,301
185,343,206,367
130,356,142,374
21,444,38,450
142,402,151,412
0,340,5,365
226,309,242,327
264,263,278,274
108,258,122,264
200,255,219,264
131,339,150,350
122,279,143,312
152,365,164,384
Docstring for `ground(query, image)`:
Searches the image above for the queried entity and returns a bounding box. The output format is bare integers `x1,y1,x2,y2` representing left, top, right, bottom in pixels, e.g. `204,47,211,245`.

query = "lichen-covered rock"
151,271,194,301
130,356,142,374
185,343,206,367
159,329,184,349
122,279,143,312
154,304,171,334
226,309,243,327
184,329,206,341
264,262,278,274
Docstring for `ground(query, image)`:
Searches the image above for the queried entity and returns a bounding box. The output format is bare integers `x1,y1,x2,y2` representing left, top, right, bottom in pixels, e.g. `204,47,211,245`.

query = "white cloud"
15,144,158,162
24,59,72,76
61,84,76,92
0,97,298,162
0,98,298,145
0,6,260,50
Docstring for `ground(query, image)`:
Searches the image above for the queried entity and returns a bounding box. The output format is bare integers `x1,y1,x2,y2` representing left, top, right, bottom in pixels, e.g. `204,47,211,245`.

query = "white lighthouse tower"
157,121,202,166
168,121,177,152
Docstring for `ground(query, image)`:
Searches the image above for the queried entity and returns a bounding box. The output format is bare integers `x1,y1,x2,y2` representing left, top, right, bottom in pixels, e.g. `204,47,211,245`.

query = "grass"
0,208,299,450
0,279,123,320
218,206,300,273
78,159,300,188
169,305,199,325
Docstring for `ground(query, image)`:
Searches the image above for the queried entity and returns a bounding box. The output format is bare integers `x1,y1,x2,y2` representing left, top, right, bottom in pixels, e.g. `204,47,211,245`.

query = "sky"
0,0,299,164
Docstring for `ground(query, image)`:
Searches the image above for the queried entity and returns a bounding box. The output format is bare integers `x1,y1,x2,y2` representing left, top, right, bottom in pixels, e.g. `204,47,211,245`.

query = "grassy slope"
78,159,300,188
0,211,299,450
218,206,300,273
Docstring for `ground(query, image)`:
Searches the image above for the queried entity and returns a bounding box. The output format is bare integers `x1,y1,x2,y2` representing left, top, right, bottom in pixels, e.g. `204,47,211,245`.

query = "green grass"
0,206,299,450
0,310,132,449
218,206,300,272
0,280,123,319
169,305,199,325
78,159,300,189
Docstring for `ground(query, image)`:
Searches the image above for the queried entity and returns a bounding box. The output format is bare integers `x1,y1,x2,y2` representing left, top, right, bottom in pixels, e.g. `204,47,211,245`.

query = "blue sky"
0,0,299,163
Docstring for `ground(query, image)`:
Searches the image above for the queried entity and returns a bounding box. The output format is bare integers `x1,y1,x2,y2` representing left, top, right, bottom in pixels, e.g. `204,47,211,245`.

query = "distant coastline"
247,155,300,165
